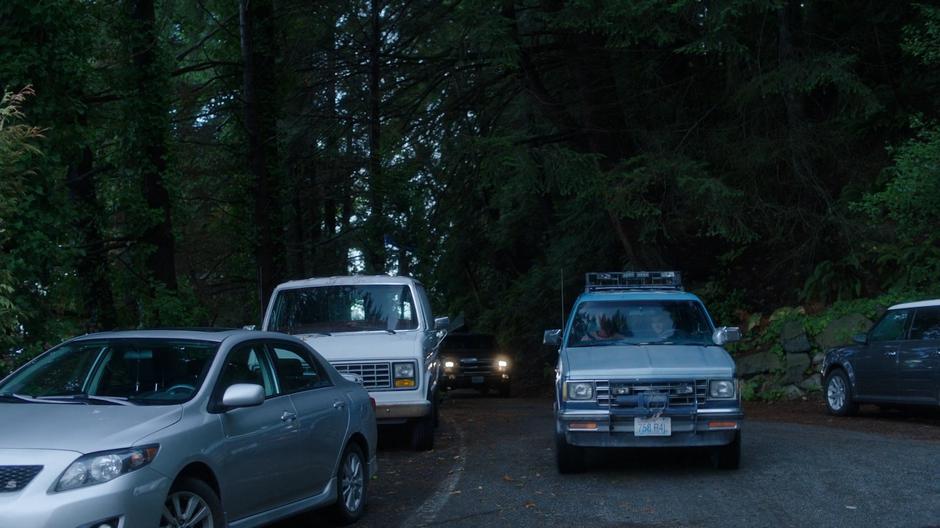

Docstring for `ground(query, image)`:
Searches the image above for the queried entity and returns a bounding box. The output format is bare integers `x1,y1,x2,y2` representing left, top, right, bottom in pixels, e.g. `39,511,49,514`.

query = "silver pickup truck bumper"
557,408,743,448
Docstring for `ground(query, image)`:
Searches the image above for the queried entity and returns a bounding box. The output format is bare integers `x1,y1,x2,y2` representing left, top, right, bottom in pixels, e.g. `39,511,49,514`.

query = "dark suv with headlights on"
544,272,743,473
440,333,512,397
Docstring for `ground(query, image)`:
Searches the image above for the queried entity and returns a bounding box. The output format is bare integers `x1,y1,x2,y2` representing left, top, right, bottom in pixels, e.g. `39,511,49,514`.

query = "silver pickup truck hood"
565,345,735,379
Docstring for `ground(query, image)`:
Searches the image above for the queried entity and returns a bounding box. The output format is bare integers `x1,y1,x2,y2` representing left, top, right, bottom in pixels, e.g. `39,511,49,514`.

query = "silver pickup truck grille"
597,380,708,407
333,362,391,389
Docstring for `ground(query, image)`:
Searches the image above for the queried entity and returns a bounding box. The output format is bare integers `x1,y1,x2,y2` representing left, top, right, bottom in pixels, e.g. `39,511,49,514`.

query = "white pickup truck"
262,275,448,450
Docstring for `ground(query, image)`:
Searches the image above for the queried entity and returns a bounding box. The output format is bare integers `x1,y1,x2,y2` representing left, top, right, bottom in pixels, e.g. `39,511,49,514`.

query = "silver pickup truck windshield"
270,284,419,334
568,300,714,347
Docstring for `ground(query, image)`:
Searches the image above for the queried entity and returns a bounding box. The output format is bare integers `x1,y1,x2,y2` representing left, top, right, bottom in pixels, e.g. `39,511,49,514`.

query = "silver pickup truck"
263,275,448,450
545,271,743,473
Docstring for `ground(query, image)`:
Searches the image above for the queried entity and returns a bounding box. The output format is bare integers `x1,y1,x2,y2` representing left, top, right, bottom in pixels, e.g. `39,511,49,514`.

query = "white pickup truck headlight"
565,381,595,401
55,445,159,492
393,361,417,388
709,379,736,399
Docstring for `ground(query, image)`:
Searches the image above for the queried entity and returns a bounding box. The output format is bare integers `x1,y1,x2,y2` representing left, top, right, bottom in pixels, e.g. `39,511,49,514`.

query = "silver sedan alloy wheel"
341,449,365,513
827,375,846,411
160,490,214,528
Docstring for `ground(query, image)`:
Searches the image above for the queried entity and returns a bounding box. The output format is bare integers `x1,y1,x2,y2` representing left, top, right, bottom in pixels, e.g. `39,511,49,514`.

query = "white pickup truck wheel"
411,401,436,451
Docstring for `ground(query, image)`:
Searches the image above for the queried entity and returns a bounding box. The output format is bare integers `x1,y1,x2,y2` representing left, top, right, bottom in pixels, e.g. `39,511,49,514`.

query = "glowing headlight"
566,381,594,401
444,360,455,368
497,360,508,368
55,445,159,492
709,380,736,399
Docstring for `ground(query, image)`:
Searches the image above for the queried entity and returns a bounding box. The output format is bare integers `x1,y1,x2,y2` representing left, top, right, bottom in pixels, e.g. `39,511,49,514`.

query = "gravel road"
286,393,940,528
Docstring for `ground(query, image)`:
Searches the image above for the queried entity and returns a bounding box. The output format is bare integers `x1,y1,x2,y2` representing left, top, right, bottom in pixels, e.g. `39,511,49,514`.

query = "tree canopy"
1,0,938,374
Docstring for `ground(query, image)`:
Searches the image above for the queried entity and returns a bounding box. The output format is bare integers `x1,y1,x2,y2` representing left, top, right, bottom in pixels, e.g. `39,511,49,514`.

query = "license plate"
634,417,671,436
471,376,484,384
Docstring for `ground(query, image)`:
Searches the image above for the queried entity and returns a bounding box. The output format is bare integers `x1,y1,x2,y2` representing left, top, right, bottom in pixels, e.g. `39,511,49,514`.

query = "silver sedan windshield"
0,339,217,404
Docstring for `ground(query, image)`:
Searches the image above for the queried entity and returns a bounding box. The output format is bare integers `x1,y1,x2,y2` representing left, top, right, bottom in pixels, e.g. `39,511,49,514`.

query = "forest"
1,0,939,380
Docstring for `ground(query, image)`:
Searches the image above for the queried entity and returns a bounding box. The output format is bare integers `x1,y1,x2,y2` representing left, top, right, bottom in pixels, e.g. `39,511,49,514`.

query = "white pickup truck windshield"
270,285,419,334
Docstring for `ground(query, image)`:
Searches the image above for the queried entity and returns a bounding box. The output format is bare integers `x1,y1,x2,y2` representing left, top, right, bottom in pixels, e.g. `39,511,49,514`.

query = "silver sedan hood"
0,404,183,454
565,345,735,379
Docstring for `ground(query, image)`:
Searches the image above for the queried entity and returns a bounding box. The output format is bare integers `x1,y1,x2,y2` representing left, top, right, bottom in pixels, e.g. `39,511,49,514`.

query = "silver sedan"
0,329,377,528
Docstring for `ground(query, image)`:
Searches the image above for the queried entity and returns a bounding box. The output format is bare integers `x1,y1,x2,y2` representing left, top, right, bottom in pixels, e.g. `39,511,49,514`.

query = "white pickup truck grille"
333,362,392,389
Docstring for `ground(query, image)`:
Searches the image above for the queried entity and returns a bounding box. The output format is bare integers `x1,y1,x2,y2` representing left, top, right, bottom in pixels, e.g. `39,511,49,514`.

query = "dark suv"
822,299,940,415
440,333,512,397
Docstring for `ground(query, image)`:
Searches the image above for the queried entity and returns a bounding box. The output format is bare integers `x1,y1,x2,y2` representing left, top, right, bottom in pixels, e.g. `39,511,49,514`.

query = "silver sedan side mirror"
221,383,265,409
712,327,742,346
543,329,562,346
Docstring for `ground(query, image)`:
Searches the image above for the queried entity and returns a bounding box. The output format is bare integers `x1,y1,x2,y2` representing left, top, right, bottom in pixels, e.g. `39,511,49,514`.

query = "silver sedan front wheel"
160,478,222,528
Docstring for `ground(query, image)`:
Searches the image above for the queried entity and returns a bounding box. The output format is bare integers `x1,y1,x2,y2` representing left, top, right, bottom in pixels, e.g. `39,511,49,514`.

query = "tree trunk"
365,0,386,274
128,0,177,292
66,146,117,330
240,0,282,312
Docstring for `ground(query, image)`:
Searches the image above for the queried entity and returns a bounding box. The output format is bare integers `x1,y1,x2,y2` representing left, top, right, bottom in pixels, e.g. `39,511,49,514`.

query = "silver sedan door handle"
280,411,297,422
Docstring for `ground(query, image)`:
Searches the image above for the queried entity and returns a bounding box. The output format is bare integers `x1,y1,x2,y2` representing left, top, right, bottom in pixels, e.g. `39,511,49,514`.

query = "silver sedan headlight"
55,445,159,492
709,379,736,399
565,381,595,401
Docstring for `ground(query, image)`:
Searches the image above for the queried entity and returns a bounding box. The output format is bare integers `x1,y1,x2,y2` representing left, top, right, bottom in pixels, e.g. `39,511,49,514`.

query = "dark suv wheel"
824,368,858,416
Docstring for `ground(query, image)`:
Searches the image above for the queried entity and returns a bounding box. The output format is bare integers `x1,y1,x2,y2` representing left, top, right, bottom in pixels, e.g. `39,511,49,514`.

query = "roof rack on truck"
584,271,683,292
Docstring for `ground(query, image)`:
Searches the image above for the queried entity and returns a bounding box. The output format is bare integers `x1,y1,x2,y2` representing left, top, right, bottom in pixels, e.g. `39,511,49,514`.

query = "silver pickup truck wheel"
555,431,585,474
710,430,741,470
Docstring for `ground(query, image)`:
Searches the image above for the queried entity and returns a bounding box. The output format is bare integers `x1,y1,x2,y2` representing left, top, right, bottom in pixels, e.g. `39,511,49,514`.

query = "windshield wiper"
0,392,82,404
37,394,135,406
297,331,331,337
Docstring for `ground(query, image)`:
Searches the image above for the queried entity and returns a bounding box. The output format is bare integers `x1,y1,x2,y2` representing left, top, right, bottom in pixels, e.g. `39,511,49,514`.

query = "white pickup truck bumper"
374,401,431,422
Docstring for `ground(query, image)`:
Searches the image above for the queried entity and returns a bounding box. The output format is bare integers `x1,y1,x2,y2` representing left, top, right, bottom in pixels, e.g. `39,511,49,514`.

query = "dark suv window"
869,309,912,342
910,307,940,340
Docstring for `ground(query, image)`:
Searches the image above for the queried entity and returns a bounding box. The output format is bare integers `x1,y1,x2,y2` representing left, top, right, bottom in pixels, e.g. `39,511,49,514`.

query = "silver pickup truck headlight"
565,381,595,401
709,379,736,399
